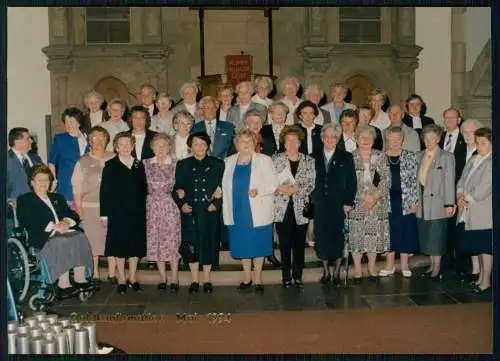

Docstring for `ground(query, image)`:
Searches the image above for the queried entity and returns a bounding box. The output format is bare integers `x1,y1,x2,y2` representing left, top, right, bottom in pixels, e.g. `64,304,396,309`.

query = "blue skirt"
460,227,492,255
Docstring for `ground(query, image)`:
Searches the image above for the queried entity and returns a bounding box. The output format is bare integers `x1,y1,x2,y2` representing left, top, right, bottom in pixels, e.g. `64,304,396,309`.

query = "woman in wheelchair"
16,164,94,296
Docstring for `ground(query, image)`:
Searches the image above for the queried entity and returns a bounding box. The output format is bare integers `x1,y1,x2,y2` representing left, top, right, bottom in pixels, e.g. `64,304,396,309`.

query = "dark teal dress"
228,163,273,259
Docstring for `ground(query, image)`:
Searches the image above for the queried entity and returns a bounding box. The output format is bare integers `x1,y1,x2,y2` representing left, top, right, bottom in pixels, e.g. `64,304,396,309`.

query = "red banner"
225,55,253,87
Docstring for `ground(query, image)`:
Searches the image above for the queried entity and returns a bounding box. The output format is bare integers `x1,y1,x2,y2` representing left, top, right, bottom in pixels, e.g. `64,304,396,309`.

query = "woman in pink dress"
144,133,182,292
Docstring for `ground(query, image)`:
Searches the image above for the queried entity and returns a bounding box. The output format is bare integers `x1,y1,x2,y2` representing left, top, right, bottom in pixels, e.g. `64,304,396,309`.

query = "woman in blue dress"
379,126,419,278
222,128,278,293
49,107,90,206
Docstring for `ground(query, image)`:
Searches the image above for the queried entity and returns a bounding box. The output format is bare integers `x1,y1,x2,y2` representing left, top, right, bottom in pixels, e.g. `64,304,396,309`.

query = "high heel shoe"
238,281,253,290
319,273,331,284
429,273,442,281
378,267,395,277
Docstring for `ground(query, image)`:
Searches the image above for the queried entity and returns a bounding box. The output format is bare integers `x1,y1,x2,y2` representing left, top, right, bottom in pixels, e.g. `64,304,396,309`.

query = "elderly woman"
456,127,492,294
273,125,315,287
252,76,274,108
17,165,93,295
127,105,157,161
100,99,130,152
338,109,358,153
227,81,267,130
348,125,390,281
49,107,90,205
100,132,148,294
321,83,356,125
72,126,116,282
304,84,331,125
173,132,225,294
173,81,200,120
84,91,106,127
296,100,323,158
171,110,195,160
279,76,303,125
313,123,356,284
144,133,182,292
378,126,419,278
358,105,383,150
223,129,278,293
417,124,456,280
244,110,265,153
369,89,390,131
216,85,234,121
150,93,174,135
261,101,288,157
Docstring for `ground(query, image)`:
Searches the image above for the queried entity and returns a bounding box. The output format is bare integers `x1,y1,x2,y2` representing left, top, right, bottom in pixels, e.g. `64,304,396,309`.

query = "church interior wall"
464,7,491,72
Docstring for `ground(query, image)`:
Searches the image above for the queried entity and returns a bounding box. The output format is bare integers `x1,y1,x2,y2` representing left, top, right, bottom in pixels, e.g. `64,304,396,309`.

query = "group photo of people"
7,76,493,299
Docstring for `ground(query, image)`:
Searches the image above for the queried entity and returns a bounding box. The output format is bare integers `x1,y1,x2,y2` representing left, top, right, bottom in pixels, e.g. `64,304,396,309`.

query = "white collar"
151,155,172,165
447,128,460,137
11,148,27,160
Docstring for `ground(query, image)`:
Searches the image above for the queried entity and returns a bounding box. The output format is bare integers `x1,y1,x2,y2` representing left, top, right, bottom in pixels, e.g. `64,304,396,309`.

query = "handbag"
303,196,314,219
179,241,198,264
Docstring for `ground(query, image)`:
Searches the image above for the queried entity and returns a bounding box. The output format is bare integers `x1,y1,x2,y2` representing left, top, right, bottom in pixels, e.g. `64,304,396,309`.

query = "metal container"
30,336,44,354
46,314,58,325
55,332,69,354
30,327,42,338
63,325,76,354
74,328,89,354
8,331,17,354
71,321,82,330
44,331,55,341
16,333,30,354
51,322,63,334
8,321,18,332
82,322,98,354
25,317,38,328
33,311,47,322
59,317,71,327
38,321,51,331
43,339,57,354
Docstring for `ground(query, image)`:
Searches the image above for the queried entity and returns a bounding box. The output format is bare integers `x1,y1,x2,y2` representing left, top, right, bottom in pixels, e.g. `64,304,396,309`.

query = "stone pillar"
46,60,73,134
48,7,69,45
142,7,162,44
307,7,327,44
451,7,467,109
394,58,418,105
397,7,415,44
303,8,331,86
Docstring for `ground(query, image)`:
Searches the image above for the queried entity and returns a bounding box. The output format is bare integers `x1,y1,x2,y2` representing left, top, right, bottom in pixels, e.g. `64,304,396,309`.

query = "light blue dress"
228,163,273,259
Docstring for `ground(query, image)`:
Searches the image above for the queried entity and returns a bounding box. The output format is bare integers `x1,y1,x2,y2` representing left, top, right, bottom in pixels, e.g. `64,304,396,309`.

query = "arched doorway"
345,75,374,107
94,76,138,106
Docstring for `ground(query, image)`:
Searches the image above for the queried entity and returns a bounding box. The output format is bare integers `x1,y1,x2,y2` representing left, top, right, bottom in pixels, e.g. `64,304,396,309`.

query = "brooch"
205,167,210,172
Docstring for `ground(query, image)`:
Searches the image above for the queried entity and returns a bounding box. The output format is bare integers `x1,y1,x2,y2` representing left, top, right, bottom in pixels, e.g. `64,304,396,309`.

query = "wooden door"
94,76,138,107
345,75,374,107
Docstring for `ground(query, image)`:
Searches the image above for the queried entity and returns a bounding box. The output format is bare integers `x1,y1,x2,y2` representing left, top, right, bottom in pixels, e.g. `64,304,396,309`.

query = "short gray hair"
268,101,290,116
321,123,342,141
179,81,199,97
84,91,104,108
150,132,173,152
244,110,265,126
460,118,483,134
278,76,300,95
235,81,254,94
304,84,324,99
421,124,443,140
355,124,377,140
107,98,125,113
172,110,195,130
200,96,217,108
254,76,274,93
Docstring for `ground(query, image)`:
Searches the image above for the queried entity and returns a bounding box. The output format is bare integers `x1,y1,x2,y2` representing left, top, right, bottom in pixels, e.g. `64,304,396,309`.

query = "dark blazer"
143,104,159,117
439,131,467,183
7,149,43,199
127,129,156,161
403,113,435,149
261,124,285,157
17,192,81,250
298,124,323,158
191,120,236,160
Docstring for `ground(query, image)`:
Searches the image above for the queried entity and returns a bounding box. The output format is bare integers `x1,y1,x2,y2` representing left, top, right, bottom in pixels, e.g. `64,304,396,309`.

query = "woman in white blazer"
222,129,279,293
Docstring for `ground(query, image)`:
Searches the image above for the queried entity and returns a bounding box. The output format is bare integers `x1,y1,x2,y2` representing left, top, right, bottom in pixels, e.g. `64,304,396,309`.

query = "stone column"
303,8,331,86
307,7,327,44
451,7,467,109
49,7,69,45
397,7,415,44
142,7,162,44
394,59,418,105
46,60,73,134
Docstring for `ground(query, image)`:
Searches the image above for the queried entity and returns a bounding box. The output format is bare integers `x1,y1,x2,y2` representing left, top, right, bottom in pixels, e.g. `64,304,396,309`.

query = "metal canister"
71,321,82,330
43,339,57,354
25,317,38,328
63,325,76,354
16,333,31,354
8,321,18,332
33,311,47,322
8,331,17,354
74,328,89,354
18,323,30,334
38,321,51,331
55,332,69,354
44,331,55,341
59,317,71,327
46,314,58,325
51,322,63,334
30,327,42,338
30,336,45,354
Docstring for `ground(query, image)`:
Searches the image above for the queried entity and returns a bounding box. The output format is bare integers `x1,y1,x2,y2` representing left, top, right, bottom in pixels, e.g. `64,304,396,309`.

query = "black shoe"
203,282,214,293
157,282,167,290
319,273,331,284
73,282,91,290
420,270,433,279
107,276,118,285
189,282,199,294
294,279,304,288
429,273,442,281
255,284,264,293
238,281,253,290
473,286,491,295
266,255,281,268
282,280,292,288
170,283,180,293
57,286,75,297
117,284,127,294
128,281,142,292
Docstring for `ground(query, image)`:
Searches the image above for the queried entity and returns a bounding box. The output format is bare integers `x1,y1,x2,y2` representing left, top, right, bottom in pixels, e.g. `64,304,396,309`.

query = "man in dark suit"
191,96,235,160
297,101,323,158
7,127,43,200
261,101,288,157
439,107,468,279
402,94,435,149
139,84,159,117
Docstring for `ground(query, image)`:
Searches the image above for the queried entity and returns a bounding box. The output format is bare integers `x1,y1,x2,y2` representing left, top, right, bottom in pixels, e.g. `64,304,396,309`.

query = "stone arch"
344,74,375,107
93,76,138,106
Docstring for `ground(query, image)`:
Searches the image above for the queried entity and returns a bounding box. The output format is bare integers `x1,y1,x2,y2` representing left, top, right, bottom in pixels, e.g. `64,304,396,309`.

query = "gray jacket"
456,153,492,230
226,102,267,130
416,148,456,220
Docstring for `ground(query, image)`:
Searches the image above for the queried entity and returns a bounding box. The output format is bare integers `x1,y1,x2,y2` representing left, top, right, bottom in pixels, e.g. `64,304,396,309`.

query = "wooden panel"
94,76,138,106
345,75,374,106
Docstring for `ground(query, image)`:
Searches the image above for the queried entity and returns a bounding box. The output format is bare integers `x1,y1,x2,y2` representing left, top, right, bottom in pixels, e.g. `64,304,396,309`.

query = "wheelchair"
6,199,99,312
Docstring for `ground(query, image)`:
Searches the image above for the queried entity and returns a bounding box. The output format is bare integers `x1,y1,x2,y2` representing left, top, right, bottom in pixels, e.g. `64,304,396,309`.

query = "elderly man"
321,83,356,125
302,84,332,126
382,104,420,153
173,81,200,121
99,99,130,152
227,81,267,130
191,96,235,160
138,83,158,117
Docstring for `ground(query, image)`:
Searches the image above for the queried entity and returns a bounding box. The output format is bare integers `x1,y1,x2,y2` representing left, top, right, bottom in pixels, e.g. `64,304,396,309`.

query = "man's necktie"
444,133,453,152
22,157,30,174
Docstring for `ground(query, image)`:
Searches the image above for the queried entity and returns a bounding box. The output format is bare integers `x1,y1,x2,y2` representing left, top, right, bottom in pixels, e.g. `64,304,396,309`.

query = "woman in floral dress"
144,133,182,292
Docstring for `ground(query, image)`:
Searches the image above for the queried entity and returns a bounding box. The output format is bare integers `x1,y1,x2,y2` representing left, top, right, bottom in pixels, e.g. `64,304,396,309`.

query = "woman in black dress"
173,132,225,294
100,132,147,294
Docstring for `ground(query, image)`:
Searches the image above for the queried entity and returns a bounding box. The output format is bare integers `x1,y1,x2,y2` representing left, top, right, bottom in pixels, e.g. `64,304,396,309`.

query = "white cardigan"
222,152,278,227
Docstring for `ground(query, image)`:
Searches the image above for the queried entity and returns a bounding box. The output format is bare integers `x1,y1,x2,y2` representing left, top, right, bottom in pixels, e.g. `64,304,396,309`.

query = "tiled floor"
24,267,492,318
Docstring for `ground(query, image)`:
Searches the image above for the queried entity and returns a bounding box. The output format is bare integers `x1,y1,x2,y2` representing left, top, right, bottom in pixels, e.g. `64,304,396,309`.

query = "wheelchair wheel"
28,294,46,311
7,237,30,303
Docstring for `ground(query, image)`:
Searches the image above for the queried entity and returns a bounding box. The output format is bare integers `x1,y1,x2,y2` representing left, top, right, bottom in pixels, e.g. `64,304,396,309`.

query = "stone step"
96,255,429,286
